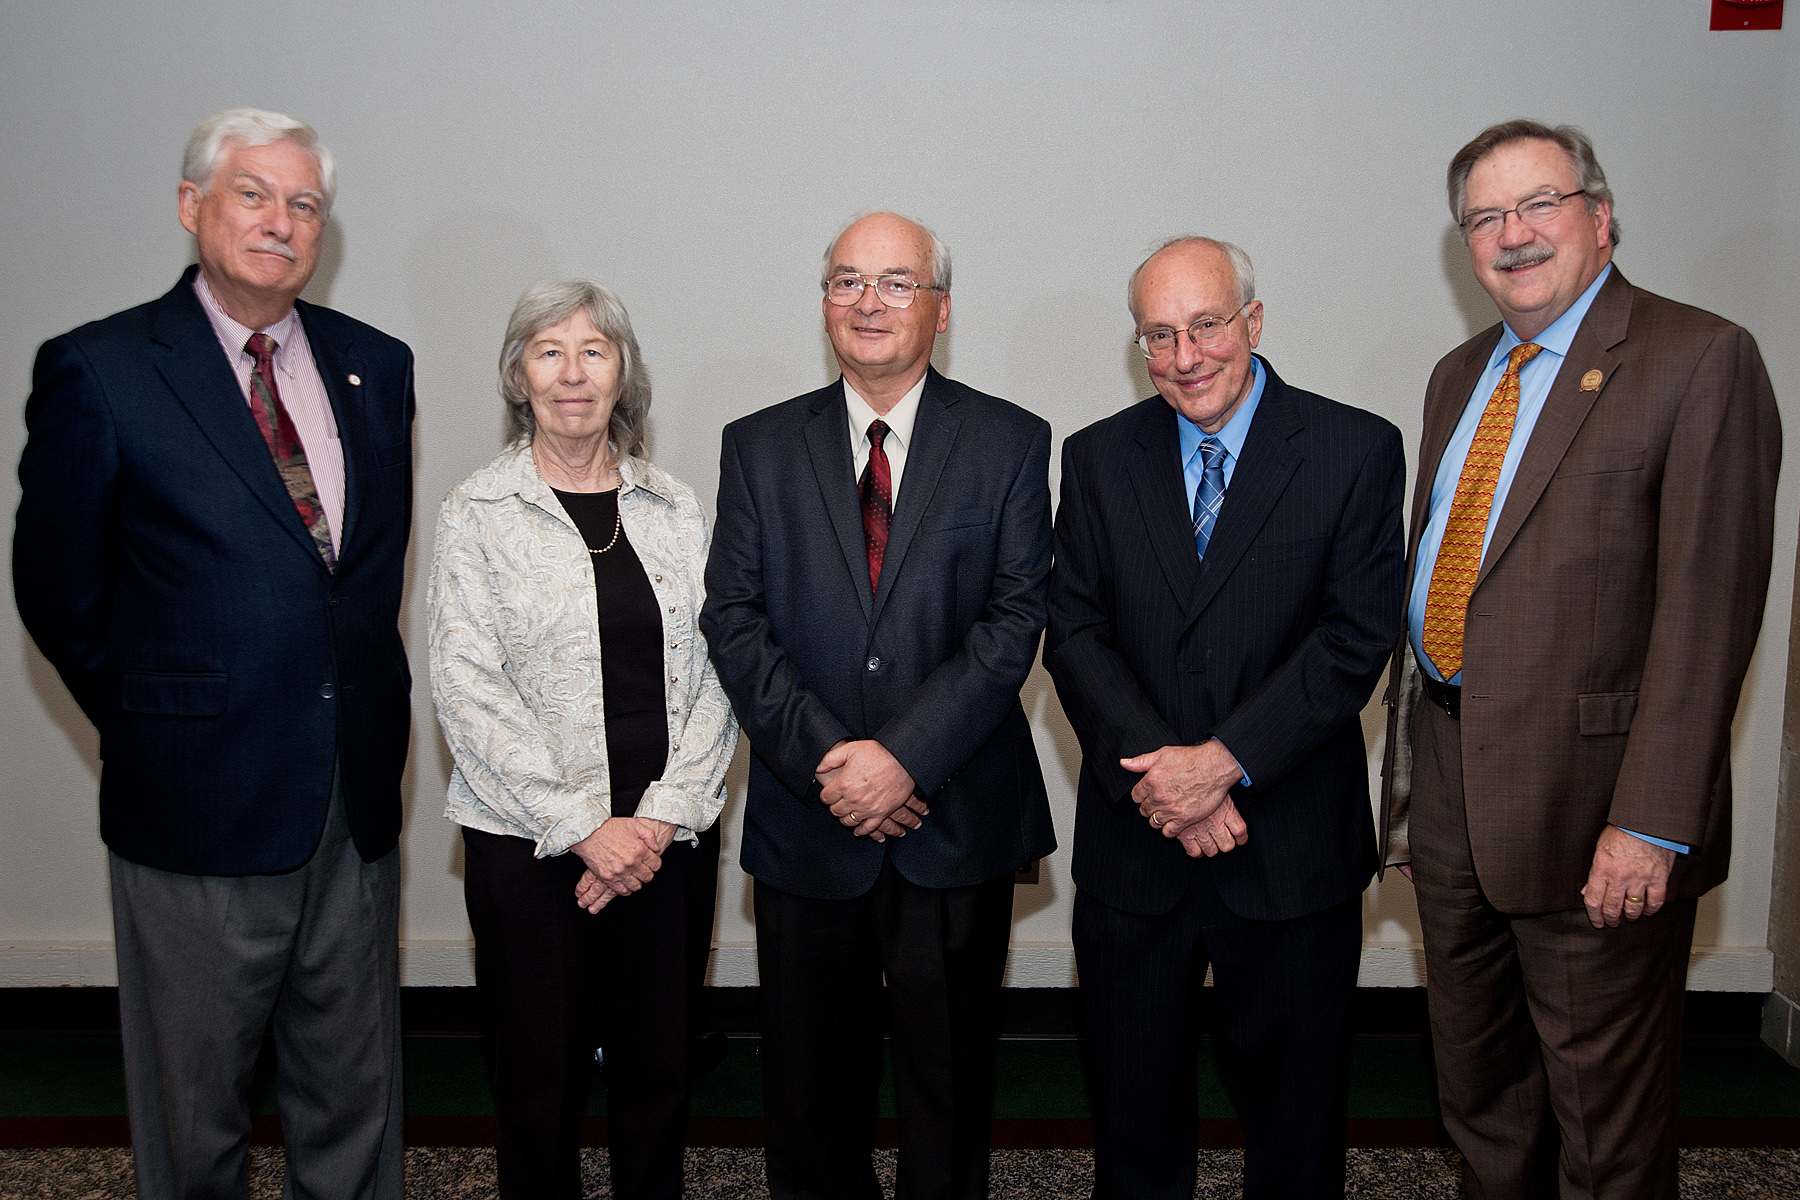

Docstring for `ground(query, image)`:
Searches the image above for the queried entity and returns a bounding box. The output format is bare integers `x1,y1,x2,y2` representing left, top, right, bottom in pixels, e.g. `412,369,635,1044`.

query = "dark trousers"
462,822,720,1200
754,861,1016,1200
1074,881,1362,1200
1410,699,1696,1200
109,787,403,1200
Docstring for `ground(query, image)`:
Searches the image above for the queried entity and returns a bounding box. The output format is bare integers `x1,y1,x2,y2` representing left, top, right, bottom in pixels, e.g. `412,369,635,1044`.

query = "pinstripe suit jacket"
1046,357,1405,919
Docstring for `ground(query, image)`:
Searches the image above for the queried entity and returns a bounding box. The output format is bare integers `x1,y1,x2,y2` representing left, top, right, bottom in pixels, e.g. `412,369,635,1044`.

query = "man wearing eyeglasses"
1044,236,1404,1198
1380,120,1780,1199
702,210,1054,1200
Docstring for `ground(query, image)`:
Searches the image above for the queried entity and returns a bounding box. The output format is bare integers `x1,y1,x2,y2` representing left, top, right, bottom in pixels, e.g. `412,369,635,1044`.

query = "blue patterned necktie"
1192,437,1227,561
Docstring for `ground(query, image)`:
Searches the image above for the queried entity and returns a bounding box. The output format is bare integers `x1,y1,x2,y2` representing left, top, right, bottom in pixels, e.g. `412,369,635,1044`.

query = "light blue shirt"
1179,356,1265,511
1175,356,1266,787
1405,265,1683,854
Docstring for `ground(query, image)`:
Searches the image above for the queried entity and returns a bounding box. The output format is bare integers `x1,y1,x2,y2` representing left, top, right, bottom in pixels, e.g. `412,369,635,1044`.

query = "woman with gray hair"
428,280,736,1198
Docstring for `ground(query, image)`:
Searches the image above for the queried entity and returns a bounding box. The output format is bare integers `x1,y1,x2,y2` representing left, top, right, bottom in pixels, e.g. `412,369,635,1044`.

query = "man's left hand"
1122,739,1243,841
818,739,917,836
1580,825,1675,929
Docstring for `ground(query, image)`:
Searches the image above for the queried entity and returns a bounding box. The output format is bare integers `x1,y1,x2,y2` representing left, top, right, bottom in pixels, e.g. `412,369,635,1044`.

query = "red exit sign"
1711,0,1783,29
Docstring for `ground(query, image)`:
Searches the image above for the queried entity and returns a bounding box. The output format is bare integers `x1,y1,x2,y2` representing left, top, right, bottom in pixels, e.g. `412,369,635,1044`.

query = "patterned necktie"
1420,341,1543,677
1192,437,1227,561
245,333,336,570
859,419,893,596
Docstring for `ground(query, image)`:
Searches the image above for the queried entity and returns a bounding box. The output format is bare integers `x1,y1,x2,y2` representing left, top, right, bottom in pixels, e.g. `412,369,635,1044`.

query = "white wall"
3,1,1794,989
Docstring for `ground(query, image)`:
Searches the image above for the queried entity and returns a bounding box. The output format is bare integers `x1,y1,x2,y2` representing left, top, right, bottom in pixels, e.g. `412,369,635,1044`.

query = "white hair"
181,108,336,212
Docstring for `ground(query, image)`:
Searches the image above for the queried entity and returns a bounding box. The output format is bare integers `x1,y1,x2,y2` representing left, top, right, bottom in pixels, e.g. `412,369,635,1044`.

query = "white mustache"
249,240,296,261
1491,244,1553,271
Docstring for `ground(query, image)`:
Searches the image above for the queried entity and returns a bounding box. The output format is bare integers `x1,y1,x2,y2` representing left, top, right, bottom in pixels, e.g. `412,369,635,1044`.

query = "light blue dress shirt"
1179,357,1265,506
1405,265,1684,855
1175,357,1266,787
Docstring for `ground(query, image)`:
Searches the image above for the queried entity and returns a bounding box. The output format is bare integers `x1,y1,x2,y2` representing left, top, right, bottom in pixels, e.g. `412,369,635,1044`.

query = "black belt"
1419,670,1461,720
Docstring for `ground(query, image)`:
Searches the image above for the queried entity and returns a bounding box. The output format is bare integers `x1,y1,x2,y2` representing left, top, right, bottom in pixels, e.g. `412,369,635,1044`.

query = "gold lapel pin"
1579,369,1603,392
347,373,362,387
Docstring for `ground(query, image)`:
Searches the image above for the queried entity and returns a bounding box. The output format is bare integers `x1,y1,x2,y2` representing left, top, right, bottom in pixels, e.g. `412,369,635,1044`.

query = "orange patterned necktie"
1420,341,1543,678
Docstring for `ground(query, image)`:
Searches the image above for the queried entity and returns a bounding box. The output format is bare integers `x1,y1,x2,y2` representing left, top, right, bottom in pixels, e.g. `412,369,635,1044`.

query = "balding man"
702,212,1054,1199
14,109,413,1198
1046,236,1404,1198
1382,119,1780,1200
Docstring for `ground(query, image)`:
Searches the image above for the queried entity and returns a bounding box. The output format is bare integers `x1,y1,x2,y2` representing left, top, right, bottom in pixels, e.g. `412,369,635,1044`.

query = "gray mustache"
1491,244,1554,271
249,240,297,262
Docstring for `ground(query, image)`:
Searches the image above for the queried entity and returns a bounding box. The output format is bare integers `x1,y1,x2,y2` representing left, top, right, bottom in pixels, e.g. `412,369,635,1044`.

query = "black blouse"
552,487,668,817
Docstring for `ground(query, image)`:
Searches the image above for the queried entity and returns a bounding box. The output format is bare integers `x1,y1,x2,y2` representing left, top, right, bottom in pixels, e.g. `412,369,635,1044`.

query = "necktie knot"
868,418,889,451
1508,341,1543,374
246,332,278,366
1199,436,1225,469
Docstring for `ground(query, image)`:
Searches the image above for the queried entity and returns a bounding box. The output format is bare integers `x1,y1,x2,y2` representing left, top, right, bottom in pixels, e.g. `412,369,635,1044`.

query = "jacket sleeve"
1212,422,1407,786
13,334,121,728
426,492,607,857
1606,325,1780,844
1043,432,1184,804
634,499,740,836
700,424,851,798
874,418,1052,797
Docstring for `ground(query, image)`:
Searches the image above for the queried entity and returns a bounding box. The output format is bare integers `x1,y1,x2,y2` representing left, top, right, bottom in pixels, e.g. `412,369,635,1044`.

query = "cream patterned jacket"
428,440,737,857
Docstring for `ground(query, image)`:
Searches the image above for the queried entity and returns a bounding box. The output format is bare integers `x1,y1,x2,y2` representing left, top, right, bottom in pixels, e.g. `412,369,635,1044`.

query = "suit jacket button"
319,683,336,699
866,657,880,671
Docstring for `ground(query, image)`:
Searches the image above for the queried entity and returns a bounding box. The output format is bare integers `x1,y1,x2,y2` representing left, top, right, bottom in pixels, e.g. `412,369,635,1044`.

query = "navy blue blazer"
14,267,416,875
1045,357,1405,920
701,368,1055,900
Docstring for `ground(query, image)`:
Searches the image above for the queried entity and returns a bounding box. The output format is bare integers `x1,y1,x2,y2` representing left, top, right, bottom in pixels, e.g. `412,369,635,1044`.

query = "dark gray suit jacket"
701,368,1055,900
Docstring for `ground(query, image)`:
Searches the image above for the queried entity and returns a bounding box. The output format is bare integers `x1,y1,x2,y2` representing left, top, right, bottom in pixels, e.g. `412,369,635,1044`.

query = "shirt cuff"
1214,738,1252,789
1616,825,1690,855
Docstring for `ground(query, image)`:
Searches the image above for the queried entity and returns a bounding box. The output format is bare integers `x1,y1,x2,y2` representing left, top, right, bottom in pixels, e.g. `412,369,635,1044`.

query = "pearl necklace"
587,506,623,555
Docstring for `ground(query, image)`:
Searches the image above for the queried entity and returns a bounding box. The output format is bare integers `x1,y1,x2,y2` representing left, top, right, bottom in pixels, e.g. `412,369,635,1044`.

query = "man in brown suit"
1381,119,1780,1199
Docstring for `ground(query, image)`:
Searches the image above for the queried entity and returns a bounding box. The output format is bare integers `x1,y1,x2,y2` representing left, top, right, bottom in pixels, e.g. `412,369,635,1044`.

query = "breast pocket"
924,506,991,534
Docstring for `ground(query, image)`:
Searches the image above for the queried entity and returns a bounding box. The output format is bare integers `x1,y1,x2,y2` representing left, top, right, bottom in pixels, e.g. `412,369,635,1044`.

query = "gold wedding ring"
1151,811,1166,829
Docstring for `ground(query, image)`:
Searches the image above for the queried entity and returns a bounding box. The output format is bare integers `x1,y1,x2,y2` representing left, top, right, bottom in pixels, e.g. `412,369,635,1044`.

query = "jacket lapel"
148,271,323,565
803,382,873,623
1478,269,1631,587
301,303,363,559
1183,359,1303,624
1127,398,1204,614
870,368,959,628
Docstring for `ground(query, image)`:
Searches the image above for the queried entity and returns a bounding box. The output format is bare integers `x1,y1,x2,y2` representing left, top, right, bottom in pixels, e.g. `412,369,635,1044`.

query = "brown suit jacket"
1379,268,1780,912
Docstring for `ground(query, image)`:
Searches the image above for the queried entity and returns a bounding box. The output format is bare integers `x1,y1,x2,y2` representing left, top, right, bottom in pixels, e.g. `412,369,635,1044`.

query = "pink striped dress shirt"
193,272,347,556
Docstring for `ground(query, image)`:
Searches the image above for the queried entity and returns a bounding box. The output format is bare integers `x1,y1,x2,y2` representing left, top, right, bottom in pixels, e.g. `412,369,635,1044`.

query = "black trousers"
1074,883,1362,1200
462,823,720,1200
754,860,1016,1200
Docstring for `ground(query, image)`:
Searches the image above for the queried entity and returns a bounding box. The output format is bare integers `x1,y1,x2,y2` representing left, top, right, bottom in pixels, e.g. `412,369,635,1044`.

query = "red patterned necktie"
245,333,336,570
1420,341,1543,676
859,419,892,596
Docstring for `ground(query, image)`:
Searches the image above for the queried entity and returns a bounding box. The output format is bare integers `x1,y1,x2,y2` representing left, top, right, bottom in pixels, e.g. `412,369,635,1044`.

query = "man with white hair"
1046,235,1404,1198
14,108,414,1198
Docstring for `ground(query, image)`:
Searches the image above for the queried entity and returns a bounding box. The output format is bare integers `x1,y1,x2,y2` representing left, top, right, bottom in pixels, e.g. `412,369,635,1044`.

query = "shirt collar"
464,439,673,508
1492,262,1613,368
193,270,302,376
1178,355,1265,467
844,371,926,452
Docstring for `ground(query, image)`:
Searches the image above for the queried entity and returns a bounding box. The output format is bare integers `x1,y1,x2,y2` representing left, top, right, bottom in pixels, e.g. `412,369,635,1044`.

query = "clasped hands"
817,739,927,842
571,816,677,914
1122,738,1249,858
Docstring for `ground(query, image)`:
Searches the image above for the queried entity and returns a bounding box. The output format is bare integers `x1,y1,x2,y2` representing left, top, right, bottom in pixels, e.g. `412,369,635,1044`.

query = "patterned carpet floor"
5,1146,1799,1199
